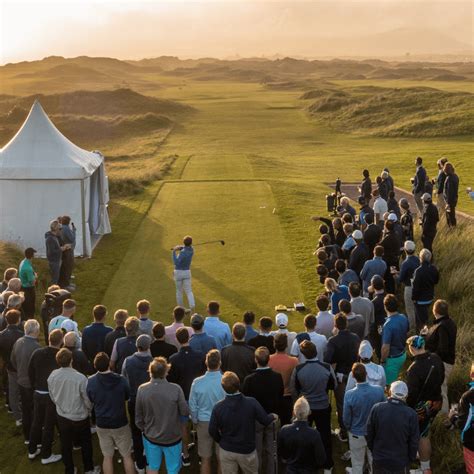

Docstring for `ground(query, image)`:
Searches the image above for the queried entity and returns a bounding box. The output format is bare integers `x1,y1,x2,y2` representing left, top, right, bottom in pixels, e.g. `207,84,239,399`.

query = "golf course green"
0,73,473,472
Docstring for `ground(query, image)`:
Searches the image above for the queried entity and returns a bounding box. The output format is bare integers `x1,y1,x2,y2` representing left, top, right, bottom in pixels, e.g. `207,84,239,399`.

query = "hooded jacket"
45,231,62,262
87,371,130,429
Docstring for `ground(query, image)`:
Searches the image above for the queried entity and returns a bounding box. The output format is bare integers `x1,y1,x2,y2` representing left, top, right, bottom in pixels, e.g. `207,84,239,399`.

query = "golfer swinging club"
172,235,195,312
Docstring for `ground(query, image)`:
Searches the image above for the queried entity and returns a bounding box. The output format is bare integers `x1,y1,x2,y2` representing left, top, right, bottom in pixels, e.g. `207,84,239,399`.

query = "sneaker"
90,426,97,434
134,462,145,474
85,467,101,474
181,453,191,467
28,448,41,460
24,440,29,445
345,468,353,473
15,419,22,427
41,454,62,465
73,445,81,451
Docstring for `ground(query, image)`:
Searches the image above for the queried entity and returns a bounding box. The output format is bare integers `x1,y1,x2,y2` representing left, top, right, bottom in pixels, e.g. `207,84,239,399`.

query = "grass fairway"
102,179,304,322
0,76,472,473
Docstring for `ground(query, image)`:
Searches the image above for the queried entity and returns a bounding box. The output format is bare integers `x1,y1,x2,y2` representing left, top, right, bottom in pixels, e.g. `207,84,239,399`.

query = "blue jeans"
49,260,61,285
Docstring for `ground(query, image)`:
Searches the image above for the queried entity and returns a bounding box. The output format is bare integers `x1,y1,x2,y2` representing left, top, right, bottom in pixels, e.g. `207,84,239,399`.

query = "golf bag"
40,288,71,335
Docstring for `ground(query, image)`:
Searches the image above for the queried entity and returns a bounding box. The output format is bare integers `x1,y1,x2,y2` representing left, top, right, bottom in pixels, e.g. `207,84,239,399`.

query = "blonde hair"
324,278,338,293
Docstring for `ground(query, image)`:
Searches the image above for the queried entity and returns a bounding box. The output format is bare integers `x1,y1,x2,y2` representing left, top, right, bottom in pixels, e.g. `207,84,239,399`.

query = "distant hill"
0,88,193,117
304,86,474,137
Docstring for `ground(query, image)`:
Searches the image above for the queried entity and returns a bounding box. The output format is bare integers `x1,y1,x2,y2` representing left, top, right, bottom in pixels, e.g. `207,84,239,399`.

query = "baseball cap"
136,334,151,350
191,313,204,325
359,340,374,360
61,319,76,333
390,381,408,400
422,193,432,202
387,213,397,222
352,230,363,240
275,313,288,328
404,240,416,253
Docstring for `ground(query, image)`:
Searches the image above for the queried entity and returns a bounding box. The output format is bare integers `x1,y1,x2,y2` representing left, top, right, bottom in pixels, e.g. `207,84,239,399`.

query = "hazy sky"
0,0,472,64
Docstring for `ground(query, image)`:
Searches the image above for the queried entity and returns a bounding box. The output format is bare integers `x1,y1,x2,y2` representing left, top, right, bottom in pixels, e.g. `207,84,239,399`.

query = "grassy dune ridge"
0,58,473,472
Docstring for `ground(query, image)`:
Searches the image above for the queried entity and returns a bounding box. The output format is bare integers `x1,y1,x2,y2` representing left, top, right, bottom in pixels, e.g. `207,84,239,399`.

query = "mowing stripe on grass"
102,180,304,323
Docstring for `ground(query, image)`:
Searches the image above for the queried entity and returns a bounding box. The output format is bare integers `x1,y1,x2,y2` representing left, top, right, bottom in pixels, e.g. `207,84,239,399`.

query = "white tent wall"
0,179,85,257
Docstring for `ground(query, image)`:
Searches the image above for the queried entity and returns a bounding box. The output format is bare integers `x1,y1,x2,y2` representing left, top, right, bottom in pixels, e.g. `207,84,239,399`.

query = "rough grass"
305,86,474,137
0,76,473,473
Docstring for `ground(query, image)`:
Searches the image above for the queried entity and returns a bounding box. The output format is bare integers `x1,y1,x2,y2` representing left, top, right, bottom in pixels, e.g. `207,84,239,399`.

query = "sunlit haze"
0,0,472,64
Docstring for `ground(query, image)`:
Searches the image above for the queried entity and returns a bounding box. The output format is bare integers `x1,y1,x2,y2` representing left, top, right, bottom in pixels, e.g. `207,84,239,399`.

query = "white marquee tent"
0,100,111,257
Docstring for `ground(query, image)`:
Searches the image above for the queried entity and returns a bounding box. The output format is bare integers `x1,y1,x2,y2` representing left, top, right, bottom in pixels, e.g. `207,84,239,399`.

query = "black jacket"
378,181,389,201
443,173,459,207
324,330,360,375
400,210,414,241
66,347,93,376
278,420,327,473
422,203,439,236
221,341,256,383
242,368,284,414
168,346,205,400
413,166,426,194
412,262,439,303
380,231,401,267
44,231,62,262
457,386,474,450
28,346,60,392
150,339,178,360
361,178,372,199
367,398,419,471
104,326,126,357
406,352,445,407
371,292,387,328
0,325,24,371
425,316,457,365
364,224,382,254
349,242,370,276
248,334,275,354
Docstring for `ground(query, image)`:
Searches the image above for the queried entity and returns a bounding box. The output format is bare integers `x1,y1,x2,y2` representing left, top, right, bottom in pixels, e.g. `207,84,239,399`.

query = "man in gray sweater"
48,348,97,474
135,356,189,474
11,319,41,443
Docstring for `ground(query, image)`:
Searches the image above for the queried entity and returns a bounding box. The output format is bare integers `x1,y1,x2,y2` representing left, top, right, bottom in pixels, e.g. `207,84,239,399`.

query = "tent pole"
80,179,87,257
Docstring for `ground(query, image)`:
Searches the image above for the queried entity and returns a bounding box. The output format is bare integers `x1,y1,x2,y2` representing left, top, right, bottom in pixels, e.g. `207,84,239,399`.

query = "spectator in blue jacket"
396,240,420,331
189,350,225,474
81,305,113,363
189,313,217,354
209,371,276,474
121,334,154,473
203,301,231,350
242,311,258,342
278,396,327,474
87,352,135,474
110,317,140,373
324,278,350,315
359,245,387,297
367,381,420,473
380,295,409,385
443,162,459,228
343,363,385,474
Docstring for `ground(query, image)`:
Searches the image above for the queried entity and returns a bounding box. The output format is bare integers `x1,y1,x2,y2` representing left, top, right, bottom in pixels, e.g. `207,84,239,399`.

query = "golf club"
170,240,225,250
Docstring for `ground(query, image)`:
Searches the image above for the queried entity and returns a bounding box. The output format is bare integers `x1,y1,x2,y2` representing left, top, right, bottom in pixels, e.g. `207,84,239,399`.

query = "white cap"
352,230,363,240
275,313,288,328
422,193,432,202
404,240,416,252
61,319,76,333
390,381,408,400
387,213,398,222
358,340,374,359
